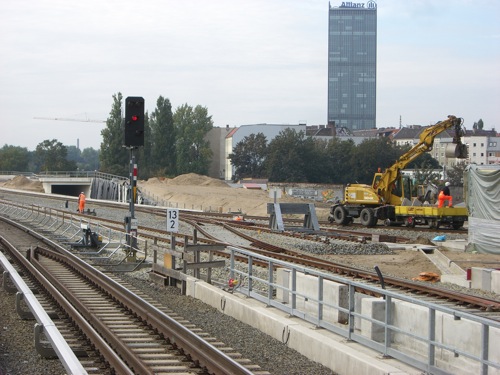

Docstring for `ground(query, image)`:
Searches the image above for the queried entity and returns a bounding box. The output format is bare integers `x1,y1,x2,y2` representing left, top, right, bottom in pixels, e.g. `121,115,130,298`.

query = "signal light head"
124,96,145,147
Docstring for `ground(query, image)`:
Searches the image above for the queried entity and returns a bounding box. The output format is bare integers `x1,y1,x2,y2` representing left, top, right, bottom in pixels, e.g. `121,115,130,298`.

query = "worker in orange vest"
437,182,452,208
78,192,86,213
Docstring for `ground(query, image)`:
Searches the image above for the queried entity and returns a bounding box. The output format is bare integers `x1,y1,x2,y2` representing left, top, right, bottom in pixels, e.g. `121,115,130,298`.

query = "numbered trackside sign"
166,208,179,233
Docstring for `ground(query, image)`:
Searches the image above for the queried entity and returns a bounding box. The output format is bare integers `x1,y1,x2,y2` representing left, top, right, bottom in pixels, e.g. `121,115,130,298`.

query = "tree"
174,104,213,175
67,146,100,171
406,152,440,170
229,133,268,180
324,138,355,184
478,119,484,130
135,112,150,179
80,147,100,171
266,129,308,182
66,146,83,165
35,139,76,172
100,92,129,176
0,145,30,172
473,119,484,131
349,138,401,184
447,160,468,186
149,96,175,176
301,137,330,183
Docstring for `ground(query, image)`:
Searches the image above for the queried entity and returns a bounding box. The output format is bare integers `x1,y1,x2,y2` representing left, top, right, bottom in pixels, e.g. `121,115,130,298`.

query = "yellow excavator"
328,115,469,229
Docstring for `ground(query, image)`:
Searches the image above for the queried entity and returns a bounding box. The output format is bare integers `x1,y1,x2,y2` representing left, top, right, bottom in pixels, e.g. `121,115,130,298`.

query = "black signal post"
124,96,144,260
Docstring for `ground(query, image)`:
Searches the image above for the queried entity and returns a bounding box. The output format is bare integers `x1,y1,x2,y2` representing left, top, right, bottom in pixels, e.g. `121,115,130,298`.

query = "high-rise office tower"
328,1,377,131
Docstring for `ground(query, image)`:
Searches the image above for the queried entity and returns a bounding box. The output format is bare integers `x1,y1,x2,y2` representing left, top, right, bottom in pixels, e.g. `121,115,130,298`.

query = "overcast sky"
1,0,499,151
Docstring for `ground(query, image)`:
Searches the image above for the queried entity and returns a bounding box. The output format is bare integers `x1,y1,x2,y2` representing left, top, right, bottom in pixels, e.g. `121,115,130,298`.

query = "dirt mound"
414,236,435,246
1,175,44,192
141,177,167,185
168,173,229,188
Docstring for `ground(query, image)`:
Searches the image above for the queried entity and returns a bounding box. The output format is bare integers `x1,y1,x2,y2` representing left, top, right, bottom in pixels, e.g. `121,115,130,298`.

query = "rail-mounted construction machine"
328,115,469,229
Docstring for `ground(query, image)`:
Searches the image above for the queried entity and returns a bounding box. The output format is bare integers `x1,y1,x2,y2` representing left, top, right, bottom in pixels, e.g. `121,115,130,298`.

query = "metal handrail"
0,248,87,375
228,246,500,375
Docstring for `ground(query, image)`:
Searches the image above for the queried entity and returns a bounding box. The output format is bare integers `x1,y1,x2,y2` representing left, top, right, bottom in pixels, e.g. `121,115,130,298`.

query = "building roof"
392,126,423,141
464,129,497,137
225,127,238,139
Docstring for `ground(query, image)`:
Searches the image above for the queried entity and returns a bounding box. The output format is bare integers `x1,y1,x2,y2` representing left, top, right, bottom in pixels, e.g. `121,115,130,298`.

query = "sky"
1,0,499,151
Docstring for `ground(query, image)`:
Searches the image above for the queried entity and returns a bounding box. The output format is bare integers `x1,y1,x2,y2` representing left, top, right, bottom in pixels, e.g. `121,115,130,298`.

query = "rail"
0,247,87,375
0,201,148,271
227,246,500,375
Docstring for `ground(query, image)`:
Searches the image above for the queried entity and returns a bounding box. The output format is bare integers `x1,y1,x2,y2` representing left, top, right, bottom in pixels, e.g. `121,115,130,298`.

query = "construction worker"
437,182,452,208
78,192,86,213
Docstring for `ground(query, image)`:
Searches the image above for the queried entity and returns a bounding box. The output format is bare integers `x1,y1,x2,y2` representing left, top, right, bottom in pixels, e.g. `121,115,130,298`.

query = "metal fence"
227,246,500,375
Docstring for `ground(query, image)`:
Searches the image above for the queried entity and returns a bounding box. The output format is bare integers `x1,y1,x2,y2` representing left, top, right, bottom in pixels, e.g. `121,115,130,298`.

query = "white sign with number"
166,208,179,233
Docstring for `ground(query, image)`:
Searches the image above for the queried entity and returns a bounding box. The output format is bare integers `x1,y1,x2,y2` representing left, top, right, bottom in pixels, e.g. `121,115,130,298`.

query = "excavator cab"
372,173,382,190
386,174,413,206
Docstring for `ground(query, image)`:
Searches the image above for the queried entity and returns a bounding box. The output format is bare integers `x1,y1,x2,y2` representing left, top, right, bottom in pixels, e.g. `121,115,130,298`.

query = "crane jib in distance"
33,117,105,123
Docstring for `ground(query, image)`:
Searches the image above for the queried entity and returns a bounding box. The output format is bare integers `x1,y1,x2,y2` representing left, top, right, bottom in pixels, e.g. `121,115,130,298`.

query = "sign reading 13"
166,208,179,233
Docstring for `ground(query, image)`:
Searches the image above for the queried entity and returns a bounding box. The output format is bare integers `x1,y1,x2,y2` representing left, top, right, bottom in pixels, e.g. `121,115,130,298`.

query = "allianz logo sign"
340,1,377,9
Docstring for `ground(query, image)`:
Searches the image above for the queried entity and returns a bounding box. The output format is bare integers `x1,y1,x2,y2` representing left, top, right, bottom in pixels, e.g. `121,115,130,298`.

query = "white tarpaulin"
464,164,500,254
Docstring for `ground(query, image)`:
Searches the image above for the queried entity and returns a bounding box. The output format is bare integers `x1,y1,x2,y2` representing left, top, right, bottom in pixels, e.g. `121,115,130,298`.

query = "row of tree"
0,141,99,173
0,93,214,178
99,93,213,177
0,92,469,186
229,129,467,186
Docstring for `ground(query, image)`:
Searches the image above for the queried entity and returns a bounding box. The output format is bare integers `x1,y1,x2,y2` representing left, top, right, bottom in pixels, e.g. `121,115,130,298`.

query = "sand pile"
168,173,229,188
1,175,44,192
136,173,331,218
141,174,229,188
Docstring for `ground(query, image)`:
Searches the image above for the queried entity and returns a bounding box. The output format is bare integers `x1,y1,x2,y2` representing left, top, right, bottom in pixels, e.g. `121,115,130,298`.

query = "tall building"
327,1,377,131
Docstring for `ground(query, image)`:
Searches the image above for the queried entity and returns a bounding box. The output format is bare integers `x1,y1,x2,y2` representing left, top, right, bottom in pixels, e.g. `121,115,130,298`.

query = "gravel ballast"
1,190,497,375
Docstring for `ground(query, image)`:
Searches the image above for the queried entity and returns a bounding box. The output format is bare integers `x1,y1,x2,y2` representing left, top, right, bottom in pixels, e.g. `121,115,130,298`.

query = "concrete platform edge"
185,277,420,375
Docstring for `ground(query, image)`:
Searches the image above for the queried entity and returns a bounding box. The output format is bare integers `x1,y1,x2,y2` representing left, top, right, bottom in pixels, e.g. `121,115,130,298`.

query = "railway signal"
124,96,145,147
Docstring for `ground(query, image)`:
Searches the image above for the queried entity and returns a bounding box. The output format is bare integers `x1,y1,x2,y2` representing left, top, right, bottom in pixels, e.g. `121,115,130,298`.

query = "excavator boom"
329,114,469,229
375,115,467,203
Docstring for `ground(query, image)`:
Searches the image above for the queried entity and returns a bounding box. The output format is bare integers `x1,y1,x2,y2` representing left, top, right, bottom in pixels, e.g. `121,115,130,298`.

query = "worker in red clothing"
437,182,452,208
78,192,86,213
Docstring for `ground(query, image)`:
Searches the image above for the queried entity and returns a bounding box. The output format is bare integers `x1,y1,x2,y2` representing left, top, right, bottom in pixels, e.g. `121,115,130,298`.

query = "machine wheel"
333,205,350,225
360,208,376,227
452,222,463,230
428,220,437,229
404,217,416,228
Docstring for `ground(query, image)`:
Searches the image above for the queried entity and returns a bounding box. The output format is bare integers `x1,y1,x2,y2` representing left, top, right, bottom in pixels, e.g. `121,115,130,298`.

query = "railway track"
0,219,269,374
1,189,499,374
1,194,498,318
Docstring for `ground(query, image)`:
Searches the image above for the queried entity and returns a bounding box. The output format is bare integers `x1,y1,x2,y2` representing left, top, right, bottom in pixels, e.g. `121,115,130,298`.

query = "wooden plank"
163,248,185,258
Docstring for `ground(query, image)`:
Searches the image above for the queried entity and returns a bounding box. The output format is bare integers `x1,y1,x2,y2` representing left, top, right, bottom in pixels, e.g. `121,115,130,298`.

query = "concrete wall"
184,277,419,375
471,267,500,293
176,272,500,375
276,269,348,323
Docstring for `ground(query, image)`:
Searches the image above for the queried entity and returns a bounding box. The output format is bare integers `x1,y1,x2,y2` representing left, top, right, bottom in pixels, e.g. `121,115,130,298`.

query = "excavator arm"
375,115,467,203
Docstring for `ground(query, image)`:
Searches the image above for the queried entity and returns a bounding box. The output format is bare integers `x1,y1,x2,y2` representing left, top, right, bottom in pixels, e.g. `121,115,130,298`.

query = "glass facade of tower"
328,2,377,131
